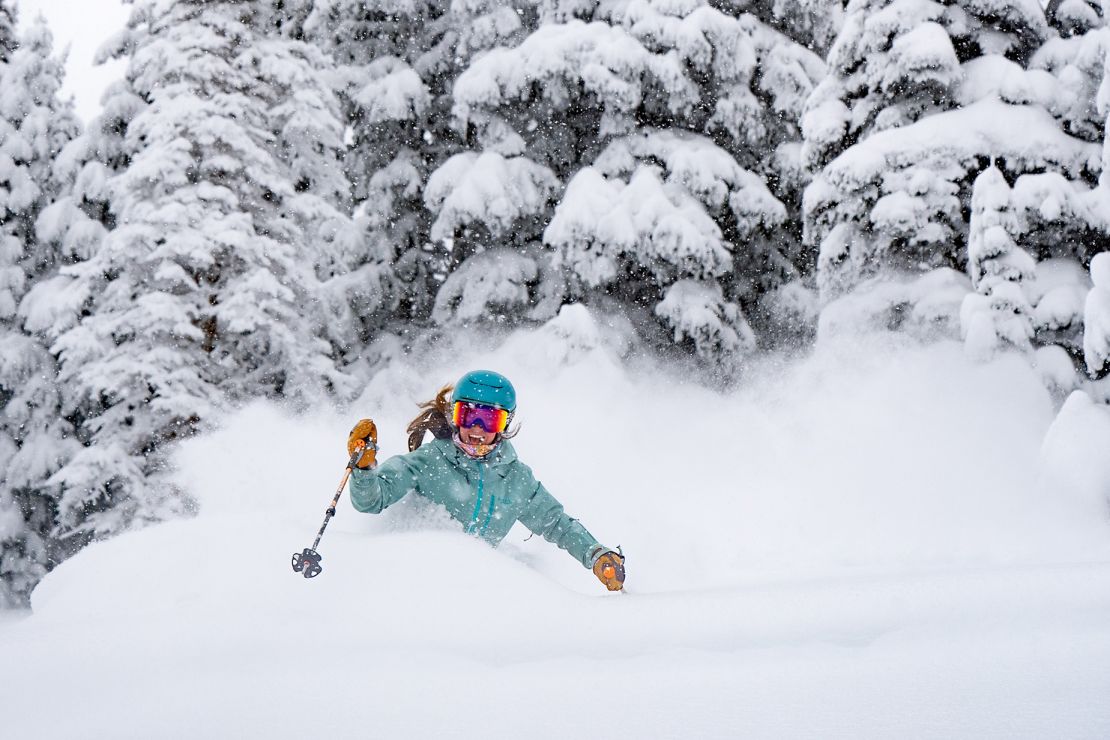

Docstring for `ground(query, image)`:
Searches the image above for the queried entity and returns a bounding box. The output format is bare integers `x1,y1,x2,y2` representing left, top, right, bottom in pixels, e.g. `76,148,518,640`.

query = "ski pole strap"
595,546,625,578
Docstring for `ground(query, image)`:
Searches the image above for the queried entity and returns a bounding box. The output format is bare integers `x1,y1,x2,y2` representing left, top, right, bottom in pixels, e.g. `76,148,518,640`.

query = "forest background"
4,0,1110,607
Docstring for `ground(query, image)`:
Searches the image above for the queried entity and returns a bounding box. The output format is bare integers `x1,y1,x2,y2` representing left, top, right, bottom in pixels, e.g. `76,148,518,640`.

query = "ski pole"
291,438,374,579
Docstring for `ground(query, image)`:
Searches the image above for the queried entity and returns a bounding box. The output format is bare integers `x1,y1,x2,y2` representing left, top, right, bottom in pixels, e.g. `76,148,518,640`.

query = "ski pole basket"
291,548,323,578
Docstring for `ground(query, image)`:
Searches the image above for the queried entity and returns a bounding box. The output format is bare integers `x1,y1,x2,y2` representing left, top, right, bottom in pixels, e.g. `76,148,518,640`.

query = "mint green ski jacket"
349,438,606,568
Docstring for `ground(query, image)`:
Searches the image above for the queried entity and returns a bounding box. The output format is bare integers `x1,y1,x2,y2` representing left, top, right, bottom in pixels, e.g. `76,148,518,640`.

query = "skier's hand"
592,550,625,591
347,419,378,469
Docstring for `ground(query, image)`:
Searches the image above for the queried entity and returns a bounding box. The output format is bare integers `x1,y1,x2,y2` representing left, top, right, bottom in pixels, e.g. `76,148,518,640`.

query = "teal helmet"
451,370,517,412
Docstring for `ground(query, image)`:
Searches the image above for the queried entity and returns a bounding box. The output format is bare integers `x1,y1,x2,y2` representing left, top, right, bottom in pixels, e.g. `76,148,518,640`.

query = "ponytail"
406,385,454,451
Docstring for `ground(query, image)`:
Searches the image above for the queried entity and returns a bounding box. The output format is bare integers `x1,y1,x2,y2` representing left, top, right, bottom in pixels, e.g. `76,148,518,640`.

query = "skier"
346,370,626,591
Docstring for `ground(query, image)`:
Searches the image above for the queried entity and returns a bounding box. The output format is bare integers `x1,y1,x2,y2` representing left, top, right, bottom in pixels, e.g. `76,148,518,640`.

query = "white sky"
16,0,131,122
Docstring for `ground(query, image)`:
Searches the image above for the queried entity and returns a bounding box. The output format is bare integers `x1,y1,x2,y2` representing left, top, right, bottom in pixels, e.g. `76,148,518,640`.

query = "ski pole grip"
347,443,364,470
347,438,378,470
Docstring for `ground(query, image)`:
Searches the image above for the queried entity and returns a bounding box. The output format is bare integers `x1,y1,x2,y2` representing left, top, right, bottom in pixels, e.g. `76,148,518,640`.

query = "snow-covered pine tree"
0,0,14,63
46,0,355,545
1001,10,1110,380
734,0,845,57
1077,16,1110,387
803,0,1110,350
1046,0,1103,38
960,164,1036,358
299,0,542,348
451,0,827,366
0,15,84,607
271,0,315,38
1084,251,1110,380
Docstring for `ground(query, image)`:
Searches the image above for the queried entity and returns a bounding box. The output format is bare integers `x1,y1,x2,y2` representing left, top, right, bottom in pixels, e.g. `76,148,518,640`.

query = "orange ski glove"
592,550,626,591
347,419,378,469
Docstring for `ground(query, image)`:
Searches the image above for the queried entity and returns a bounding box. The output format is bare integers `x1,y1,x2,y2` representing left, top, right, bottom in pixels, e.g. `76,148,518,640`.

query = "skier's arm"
349,447,430,514
516,478,609,569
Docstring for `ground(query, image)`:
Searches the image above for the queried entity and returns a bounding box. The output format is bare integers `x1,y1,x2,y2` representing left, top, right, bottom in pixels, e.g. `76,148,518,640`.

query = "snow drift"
3,313,1110,738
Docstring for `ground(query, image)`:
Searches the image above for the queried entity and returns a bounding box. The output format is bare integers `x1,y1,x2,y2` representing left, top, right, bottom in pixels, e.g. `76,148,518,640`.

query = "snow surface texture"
3,316,1110,739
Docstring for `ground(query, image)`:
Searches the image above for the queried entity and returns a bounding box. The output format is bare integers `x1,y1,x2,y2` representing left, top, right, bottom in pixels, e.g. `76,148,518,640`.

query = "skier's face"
460,423,497,446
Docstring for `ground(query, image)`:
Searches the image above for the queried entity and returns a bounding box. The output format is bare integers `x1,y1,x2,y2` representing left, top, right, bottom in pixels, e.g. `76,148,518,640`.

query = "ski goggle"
452,401,511,434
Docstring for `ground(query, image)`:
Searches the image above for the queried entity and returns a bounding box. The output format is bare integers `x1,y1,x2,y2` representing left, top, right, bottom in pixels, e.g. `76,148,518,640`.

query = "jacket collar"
441,436,517,466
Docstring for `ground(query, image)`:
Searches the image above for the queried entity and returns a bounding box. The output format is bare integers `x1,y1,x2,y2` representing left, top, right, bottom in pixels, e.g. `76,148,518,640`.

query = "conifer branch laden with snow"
804,0,1110,362
961,165,1036,357
0,13,84,607
451,0,826,364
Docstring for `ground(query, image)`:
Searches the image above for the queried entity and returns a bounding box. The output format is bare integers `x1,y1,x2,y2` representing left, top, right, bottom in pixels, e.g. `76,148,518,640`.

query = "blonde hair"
406,385,454,451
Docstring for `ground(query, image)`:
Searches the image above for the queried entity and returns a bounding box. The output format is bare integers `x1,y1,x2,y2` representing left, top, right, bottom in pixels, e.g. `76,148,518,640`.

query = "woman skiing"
346,370,626,591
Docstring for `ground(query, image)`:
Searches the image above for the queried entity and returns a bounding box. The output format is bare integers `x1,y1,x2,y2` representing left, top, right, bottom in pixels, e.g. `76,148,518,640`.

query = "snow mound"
5,328,1110,738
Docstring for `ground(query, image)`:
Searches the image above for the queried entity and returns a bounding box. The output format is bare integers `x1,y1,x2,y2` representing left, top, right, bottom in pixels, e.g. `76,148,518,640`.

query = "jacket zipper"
479,494,495,537
466,463,486,535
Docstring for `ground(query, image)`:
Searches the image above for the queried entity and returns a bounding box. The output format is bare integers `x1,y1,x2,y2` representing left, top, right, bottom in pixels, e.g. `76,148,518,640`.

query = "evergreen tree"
1046,0,1103,38
0,17,83,607
301,0,539,347
960,165,1036,358
966,14,1110,377
802,0,1110,349
0,0,15,63
450,0,827,366
1084,251,1110,378
734,0,845,56
47,0,355,543
1081,17,1110,382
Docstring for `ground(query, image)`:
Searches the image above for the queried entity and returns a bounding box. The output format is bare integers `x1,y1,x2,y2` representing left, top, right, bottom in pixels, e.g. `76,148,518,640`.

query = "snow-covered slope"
3,316,1110,738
